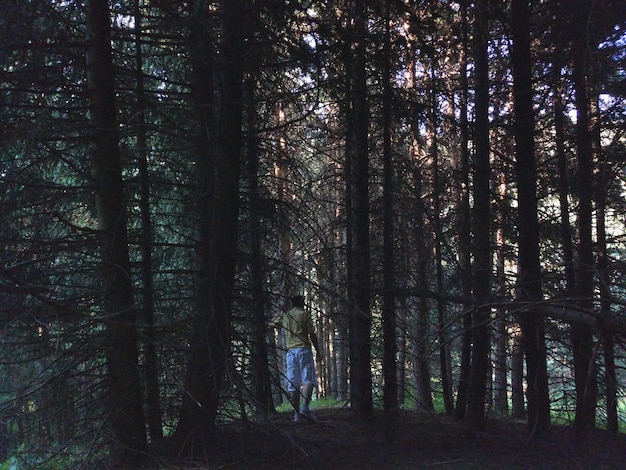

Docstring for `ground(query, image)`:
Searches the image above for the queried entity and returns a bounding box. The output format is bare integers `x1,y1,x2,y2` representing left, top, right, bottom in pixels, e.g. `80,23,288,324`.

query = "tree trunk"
494,173,508,416
133,0,163,442
381,1,398,415
410,156,433,412
415,298,434,411
346,0,373,419
511,325,526,418
571,13,598,433
177,0,244,440
245,74,274,418
466,0,491,432
593,96,617,436
428,57,453,416
397,303,408,407
511,0,550,439
454,0,473,421
85,0,147,461
553,67,576,293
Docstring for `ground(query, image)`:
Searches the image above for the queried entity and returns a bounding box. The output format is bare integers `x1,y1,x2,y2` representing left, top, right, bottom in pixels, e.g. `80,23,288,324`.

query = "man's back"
281,307,313,349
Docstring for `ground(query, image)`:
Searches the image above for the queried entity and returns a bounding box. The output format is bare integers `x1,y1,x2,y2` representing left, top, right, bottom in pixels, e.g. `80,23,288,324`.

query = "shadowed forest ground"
150,407,626,469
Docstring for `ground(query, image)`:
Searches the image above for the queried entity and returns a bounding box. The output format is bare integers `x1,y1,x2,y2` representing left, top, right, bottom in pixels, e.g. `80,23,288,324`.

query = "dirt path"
153,408,626,469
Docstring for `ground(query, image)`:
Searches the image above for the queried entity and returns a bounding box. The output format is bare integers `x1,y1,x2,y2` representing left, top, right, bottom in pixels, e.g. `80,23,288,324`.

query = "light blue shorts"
286,347,317,392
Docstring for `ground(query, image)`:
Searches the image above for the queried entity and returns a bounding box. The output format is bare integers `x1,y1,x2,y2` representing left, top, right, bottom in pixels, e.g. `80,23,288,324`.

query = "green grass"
276,396,344,412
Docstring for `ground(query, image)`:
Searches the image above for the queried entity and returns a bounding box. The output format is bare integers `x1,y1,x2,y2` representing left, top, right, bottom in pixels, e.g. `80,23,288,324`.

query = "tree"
466,0,492,432
85,0,147,461
454,0,474,421
244,71,275,417
177,0,245,440
511,0,550,439
132,0,163,441
571,1,598,434
346,0,373,419
381,0,398,416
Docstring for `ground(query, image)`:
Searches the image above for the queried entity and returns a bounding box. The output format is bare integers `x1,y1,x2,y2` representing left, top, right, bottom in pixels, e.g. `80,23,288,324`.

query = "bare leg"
290,390,300,416
301,383,314,412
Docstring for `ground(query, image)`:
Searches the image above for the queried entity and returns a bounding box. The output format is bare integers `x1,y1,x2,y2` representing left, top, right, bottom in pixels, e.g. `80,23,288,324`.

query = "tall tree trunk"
596,163,617,437
273,99,293,407
510,325,526,418
511,0,550,439
415,298,434,411
178,0,244,440
346,0,373,419
381,1,398,415
553,66,577,294
494,171,509,416
466,0,492,432
133,0,162,442
245,74,274,418
571,10,598,433
429,57,453,416
397,302,408,407
337,143,350,405
455,0,473,420
593,96,617,436
85,0,147,461
410,157,433,411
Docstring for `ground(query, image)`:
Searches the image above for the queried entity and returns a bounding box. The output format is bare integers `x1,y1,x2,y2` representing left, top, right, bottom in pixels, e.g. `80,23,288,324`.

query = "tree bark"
85,0,147,461
466,0,491,432
593,95,617,436
511,325,526,418
454,0,473,420
409,151,433,412
428,56,454,416
133,0,163,441
346,0,373,419
511,0,550,439
381,1,398,415
245,74,274,417
178,0,244,440
571,10,598,433
494,171,509,416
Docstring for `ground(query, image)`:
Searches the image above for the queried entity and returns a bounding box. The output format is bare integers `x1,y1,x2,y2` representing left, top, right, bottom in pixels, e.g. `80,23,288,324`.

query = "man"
272,295,320,421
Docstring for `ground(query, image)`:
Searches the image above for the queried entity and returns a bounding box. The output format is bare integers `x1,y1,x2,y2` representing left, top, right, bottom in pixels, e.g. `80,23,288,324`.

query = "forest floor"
151,406,626,469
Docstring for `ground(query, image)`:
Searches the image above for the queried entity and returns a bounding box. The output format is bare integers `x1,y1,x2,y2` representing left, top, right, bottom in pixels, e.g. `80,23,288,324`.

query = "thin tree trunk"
381,0,398,415
85,0,147,461
429,57,453,416
416,298,434,411
510,325,526,418
272,100,293,407
245,75,274,418
410,158,433,412
592,95,616,435
133,0,162,442
397,303,408,407
572,14,598,433
553,69,576,293
494,172,508,416
346,0,373,419
467,0,491,433
455,0,473,420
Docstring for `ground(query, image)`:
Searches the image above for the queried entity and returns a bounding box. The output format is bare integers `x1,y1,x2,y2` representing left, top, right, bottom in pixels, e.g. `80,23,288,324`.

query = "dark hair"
291,295,305,308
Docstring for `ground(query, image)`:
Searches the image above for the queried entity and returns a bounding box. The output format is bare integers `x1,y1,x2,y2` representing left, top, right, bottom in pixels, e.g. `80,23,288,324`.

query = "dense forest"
1,0,625,467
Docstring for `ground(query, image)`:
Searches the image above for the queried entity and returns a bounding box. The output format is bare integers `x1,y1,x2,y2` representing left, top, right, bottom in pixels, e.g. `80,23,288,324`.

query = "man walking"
273,295,320,421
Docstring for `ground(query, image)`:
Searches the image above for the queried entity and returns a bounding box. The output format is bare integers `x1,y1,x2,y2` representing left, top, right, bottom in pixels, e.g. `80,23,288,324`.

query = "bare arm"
310,330,320,356
269,312,282,329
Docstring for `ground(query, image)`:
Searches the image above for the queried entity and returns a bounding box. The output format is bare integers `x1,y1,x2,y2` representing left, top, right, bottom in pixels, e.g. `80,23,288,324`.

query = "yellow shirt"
278,307,314,350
